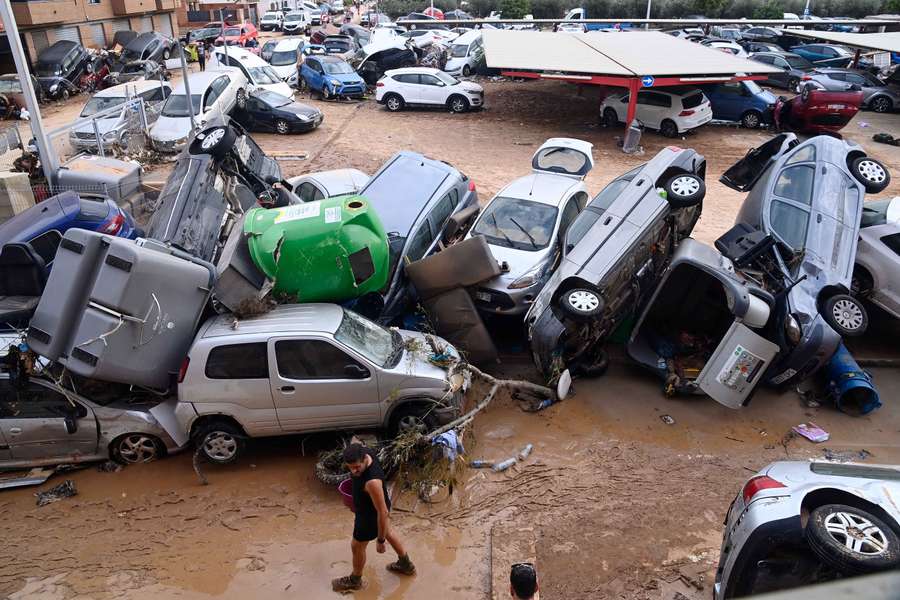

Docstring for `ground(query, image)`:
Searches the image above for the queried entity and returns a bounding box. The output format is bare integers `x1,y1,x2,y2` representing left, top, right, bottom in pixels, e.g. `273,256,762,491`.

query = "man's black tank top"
351,449,391,520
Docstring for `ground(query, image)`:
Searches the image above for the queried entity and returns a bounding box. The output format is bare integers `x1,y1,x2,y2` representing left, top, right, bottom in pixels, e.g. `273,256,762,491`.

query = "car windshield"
257,90,292,107
249,66,282,84
786,55,813,69
0,79,22,93
450,44,468,57
35,63,60,77
743,80,764,95
80,96,126,117
161,93,201,117
472,197,558,251
323,60,354,74
334,309,398,367
223,27,241,36
263,12,279,18
270,49,298,65
285,13,304,21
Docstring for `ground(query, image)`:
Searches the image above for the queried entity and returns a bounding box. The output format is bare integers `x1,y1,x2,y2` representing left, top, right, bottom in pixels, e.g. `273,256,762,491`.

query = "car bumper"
292,114,323,131
467,93,484,107
336,85,366,98
152,137,188,153
472,284,537,315
676,111,713,132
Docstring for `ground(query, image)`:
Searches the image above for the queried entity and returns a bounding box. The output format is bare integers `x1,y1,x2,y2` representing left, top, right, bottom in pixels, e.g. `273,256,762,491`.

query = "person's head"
510,563,538,599
342,443,368,476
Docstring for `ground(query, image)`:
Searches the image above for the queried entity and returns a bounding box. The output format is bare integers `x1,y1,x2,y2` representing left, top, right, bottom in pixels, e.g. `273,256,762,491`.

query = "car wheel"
740,110,762,129
188,124,236,159
275,119,290,135
449,95,469,113
462,64,471,77
602,107,619,128
664,172,705,208
118,132,130,150
389,404,438,438
849,156,891,194
660,119,679,138
800,85,811,103
571,348,609,378
788,76,800,92
869,96,891,113
196,421,245,465
60,89,70,102
384,93,404,112
322,85,333,100
111,433,162,464
236,88,247,110
163,48,171,61
559,287,604,319
823,294,869,337
805,504,900,575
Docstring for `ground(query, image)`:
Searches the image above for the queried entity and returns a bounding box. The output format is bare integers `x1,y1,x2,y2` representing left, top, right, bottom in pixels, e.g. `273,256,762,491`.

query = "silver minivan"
174,304,465,464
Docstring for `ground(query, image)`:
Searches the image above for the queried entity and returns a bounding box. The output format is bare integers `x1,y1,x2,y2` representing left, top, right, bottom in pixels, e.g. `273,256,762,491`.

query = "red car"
774,84,863,136
215,22,259,48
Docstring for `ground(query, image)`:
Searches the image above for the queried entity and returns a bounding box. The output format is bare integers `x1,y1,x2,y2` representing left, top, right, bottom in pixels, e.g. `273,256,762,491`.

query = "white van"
269,38,305,84
209,46,294,98
444,30,483,77
282,10,311,34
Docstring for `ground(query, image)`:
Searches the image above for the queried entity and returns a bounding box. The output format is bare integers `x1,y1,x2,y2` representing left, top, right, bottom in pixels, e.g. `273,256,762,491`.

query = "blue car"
701,80,777,129
789,44,858,68
0,191,140,270
299,55,366,100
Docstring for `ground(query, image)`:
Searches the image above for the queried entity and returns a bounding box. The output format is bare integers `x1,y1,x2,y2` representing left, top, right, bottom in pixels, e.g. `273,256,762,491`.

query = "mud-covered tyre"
388,403,438,438
559,287,603,320
111,433,163,464
805,504,900,575
571,348,609,378
660,119,679,138
236,88,247,110
823,293,868,337
849,156,891,194
189,125,236,159
384,93,404,112
664,173,705,208
195,421,245,465
462,64,471,77
603,107,619,128
315,453,351,485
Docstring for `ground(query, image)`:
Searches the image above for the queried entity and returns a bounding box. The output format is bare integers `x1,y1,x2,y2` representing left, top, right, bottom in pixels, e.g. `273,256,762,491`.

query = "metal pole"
91,117,105,158
0,0,60,184
177,43,197,131
221,8,230,63
645,0,651,30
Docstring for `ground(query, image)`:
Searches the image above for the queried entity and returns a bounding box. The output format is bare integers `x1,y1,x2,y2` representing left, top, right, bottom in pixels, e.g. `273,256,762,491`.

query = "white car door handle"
9,427,22,435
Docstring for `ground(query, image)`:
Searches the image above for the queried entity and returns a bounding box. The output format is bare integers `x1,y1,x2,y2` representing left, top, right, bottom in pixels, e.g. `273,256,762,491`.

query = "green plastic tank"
244,195,390,302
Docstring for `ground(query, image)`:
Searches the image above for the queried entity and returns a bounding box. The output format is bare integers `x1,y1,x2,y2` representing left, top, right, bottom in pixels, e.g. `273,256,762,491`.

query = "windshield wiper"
509,216,537,249
490,213,513,246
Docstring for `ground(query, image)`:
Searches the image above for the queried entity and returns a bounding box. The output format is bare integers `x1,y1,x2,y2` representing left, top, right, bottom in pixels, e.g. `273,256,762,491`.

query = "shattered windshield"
472,197,558,251
335,309,397,367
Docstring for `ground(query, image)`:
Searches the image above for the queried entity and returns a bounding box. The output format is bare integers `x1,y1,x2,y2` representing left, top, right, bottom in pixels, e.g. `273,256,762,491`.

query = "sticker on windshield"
274,202,321,223
325,206,341,224
716,345,766,390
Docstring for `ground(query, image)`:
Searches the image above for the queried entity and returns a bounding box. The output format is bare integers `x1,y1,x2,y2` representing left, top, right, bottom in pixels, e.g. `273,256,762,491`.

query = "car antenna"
529,174,536,196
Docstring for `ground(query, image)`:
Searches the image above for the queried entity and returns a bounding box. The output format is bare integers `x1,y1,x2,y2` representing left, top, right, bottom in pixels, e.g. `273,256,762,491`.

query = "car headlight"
330,79,341,87
50,83,59,92
102,131,118,142
297,113,311,121
508,262,547,290
785,313,802,345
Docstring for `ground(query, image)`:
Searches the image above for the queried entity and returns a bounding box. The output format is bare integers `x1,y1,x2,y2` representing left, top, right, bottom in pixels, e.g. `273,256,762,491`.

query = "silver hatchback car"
715,461,900,599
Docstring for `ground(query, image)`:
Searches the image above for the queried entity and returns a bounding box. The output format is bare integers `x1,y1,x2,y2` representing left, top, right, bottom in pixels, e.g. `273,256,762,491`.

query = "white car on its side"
208,46,294,98
445,30,483,77
286,168,370,202
376,67,484,113
600,86,713,138
149,68,248,153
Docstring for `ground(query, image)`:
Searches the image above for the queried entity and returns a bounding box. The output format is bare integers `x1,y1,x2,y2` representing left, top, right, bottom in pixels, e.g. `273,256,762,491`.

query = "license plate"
827,104,846,110
475,291,492,302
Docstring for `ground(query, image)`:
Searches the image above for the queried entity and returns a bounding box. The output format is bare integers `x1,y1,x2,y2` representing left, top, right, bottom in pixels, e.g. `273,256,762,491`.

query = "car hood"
270,64,296,79
280,102,320,118
458,81,483,93
37,76,67,89
150,115,193,141
326,71,365,84
259,81,294,97
381,330,459,386
73,117,121,136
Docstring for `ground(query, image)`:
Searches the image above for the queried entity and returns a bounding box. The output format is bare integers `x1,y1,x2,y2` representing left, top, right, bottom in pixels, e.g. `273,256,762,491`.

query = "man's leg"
385,530,415,576
332,538,368,592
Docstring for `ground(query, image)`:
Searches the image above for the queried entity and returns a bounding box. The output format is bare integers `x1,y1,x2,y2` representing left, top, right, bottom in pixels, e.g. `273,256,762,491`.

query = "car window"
769,200,809,250
205,342,269,379
558,197,581,237
297,182,324,202
428,190,456,233
774,165,814,205
637,92,670,107
774,57,789,68
881,233,900,256
717,82,743,95
754,55,773,64
275,339,367,379
785,145,815,165
28,230,62,265
419,74,442,86
0,381,82,419
845,73,866,85
565,209,602,250
141,86,168,102
205,77,226,108
681,92,704,109
826,72,846,82
406,222,433,262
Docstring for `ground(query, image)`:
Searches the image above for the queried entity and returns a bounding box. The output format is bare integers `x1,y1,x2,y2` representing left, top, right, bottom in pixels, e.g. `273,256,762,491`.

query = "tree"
752,0,785,19
500,0,530,18
692,0,728,17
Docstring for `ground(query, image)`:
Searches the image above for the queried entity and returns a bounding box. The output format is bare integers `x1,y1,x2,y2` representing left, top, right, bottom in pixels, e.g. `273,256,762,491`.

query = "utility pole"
220,8,230,62
178,43,196,131
645,0,651,30
0,0,59,184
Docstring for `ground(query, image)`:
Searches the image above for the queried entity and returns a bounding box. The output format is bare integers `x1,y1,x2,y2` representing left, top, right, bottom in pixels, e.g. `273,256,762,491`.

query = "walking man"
197,42,206,71
511,563,539,599
332,443,415,593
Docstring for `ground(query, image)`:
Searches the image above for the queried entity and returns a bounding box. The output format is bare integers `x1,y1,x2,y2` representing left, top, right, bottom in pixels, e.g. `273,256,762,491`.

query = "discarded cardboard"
0,172,35,224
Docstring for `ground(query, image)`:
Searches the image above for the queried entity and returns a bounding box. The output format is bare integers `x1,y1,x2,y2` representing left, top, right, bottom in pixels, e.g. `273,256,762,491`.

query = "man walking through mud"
332,443,415,592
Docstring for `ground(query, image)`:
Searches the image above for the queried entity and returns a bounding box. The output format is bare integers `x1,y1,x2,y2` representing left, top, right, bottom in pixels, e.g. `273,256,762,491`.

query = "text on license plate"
476,292,492,302
827,104,847,110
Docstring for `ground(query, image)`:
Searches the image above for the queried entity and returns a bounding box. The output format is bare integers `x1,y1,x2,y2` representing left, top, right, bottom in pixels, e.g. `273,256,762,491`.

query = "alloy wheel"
397,414,427,435
450,97,466,112
824,511,889,556
857,159,887,184
203,432,238,462
276,120,289,134
117,434,159,463
567,290,600,313
832,298,865,331
386,97,401,111
871,97,890,113
201,128,225,150
742,112,760,128
670,175,700,197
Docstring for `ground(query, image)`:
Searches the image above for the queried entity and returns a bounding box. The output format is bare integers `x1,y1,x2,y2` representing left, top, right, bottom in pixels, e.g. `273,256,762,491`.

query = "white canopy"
787,30,900,54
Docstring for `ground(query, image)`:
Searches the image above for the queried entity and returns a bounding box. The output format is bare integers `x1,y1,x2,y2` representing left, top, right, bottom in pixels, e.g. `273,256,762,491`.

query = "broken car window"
334,309,396,367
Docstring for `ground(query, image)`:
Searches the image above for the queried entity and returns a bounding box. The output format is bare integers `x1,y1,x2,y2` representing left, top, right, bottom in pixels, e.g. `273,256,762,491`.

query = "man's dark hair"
342,443,367,464
510,563,537,599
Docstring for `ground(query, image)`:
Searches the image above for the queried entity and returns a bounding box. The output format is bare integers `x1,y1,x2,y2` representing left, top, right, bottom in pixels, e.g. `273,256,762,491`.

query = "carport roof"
482,30,781,78
786,30,900,54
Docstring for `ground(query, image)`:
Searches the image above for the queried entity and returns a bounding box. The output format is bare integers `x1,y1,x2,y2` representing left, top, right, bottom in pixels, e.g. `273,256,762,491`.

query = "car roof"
499,174,581,205
38,40,79,61
94,79,170,97
211,45,268,67
273,38,305,51
201,303,345,338
386,67,442,76
452,30,481,44
173,69,234,93
0,191,79,243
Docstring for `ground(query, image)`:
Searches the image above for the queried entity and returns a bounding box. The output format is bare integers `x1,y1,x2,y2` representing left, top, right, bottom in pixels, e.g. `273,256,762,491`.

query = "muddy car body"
69,80,172,152
774,84,863,135
34,40,91,100
720,133,890,387
714,461,900,599
103,60,167,87
525,146,705,380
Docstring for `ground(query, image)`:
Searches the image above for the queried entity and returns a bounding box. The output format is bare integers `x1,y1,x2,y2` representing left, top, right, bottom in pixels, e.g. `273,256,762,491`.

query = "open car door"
720,133,798,192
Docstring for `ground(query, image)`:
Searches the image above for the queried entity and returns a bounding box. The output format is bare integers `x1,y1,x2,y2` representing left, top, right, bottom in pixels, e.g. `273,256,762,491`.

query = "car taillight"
742,475,786,504
99,213,124,235
802,75,811,80
678,109,695,116
468,180,476,192
376,82,384,87
178,357,190,383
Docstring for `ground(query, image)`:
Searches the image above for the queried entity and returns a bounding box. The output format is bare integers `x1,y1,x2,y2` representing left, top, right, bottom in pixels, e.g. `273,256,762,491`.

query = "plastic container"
825,343,881,416
338,478,355,513
244,195,390,303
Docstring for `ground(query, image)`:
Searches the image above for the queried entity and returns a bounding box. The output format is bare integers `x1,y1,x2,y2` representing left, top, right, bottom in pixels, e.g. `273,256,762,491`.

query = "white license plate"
475,292,492,302
827,104,847,110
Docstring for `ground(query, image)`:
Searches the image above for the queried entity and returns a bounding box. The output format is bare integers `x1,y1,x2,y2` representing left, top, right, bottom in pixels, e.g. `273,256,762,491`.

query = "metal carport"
482,30,782,132
785,30,900,54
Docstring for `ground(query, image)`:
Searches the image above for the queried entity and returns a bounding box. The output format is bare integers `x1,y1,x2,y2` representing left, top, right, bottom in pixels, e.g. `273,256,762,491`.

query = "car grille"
74,131,98,140
340,85,364,95
472,287,515,310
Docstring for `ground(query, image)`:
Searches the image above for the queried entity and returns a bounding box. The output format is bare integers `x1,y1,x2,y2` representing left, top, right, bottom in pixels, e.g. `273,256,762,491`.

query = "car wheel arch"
551,277,602,308
189,414,248,441
817,284,851,310
109,432,166,463
654,165,695,190
800,487,900,537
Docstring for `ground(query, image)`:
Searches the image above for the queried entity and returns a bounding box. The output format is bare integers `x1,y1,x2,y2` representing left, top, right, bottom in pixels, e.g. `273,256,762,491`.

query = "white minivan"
209,46,294,98
268,38,305,84
444,30,483,77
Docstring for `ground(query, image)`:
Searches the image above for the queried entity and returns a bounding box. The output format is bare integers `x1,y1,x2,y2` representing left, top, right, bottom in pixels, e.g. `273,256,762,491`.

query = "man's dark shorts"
353,513,378,542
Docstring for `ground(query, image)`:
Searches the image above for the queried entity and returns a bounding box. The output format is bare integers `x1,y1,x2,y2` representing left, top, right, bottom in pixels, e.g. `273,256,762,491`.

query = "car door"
307,58,325,90
765,158,817,268
418,73,448,105
269,337,380,431
394,73,420,102
0,379,98,461
708,83,742,121
637,91,666,129
201,341,279,434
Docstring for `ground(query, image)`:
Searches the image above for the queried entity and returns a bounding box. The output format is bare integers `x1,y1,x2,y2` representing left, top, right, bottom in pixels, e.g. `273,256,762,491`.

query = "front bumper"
152,137,189,153
292,113,323,131
472,284,533,315
335,84,365,98
467,92,484,107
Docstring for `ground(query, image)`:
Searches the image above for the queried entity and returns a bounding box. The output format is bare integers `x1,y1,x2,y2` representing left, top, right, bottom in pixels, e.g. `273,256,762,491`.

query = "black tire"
189,125,237,159
805,504,900,575
275,119,290,135
110,433,163,464
571,348,609,378
322,85,332,100
602,107,619,128
741,110,762,129
236,88,247,110
823,293,869,337
800,85,811,103
462,64,471,77
448,95,469,113
664,172,705,208
787,76,800,92
849,156,891,194
163,48,171,61
384,93,404,112
60,89,70,102
869,95,892,113
660,119,679,138
388,403,439,438
558,287,604,319
195,421,245,465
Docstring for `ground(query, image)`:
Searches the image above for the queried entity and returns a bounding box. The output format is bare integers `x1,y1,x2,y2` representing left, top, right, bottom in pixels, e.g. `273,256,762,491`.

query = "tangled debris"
35,480,77,507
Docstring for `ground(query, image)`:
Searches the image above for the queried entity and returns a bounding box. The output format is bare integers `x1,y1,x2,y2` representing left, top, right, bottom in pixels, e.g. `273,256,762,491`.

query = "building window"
89,0,101,4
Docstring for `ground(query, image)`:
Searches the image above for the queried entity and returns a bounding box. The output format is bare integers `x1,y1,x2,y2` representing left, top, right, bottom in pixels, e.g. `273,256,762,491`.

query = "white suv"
376,67,484,113
600,87,713,138
260,10,284,31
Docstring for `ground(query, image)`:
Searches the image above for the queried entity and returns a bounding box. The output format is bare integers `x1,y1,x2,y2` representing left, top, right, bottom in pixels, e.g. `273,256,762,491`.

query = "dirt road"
3,61,900,600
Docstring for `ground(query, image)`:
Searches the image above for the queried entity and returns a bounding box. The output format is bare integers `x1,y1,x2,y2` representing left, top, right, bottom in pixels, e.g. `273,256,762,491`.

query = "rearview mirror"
64,416,77,435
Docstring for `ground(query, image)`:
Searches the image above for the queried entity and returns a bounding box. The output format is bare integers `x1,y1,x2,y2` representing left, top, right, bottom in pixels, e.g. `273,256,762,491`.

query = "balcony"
11,0,77,26
111,0,155,15
155,0,177,10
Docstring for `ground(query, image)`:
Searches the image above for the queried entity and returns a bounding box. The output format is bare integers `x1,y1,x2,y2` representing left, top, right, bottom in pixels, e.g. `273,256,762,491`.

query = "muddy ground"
3,27,900,600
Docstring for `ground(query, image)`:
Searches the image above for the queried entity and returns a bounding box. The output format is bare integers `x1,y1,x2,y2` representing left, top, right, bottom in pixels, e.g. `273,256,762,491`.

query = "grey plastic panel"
697,321,780,409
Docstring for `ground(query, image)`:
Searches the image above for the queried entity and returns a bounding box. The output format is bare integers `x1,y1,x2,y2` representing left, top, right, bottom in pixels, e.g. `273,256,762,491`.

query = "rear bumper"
677,111,713,132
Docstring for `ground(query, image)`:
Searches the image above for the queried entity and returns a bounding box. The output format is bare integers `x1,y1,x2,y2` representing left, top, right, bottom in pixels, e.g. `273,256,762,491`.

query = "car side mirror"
64,416,77,434
344,364,370,378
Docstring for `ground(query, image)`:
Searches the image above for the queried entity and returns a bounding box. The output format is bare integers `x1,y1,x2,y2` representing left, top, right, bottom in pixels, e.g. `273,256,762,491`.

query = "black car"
750,51,816,90
182,27,221,46
233,90,322,134
119,32,176,67
324,35,356,56
339,24,371,47
33,40,91,100
740,40,783,54
104,60,167,87
349,46,418,85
